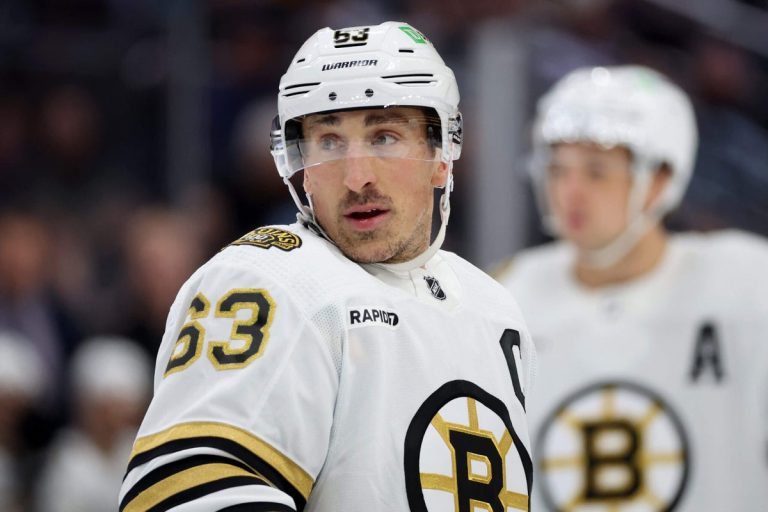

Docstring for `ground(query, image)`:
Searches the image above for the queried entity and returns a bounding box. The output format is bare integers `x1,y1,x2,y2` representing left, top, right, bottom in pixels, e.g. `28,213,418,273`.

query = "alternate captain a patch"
230,227,302,252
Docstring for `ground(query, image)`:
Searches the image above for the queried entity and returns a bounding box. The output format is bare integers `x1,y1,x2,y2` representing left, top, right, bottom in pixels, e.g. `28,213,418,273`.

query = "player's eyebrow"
364,111,411,126
304,110,416,131
304,114,340,129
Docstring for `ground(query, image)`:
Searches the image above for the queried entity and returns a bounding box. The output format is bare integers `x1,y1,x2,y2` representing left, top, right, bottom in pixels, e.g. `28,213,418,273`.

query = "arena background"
0,1,766,510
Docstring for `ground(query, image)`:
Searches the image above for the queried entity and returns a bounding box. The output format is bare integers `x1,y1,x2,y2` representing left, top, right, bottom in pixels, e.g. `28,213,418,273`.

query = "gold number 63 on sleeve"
164,288,276,376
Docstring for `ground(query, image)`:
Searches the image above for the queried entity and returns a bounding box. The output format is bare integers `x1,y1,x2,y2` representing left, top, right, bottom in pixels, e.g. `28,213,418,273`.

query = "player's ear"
303,170,313,195
431,161,449,188
645,163,672,211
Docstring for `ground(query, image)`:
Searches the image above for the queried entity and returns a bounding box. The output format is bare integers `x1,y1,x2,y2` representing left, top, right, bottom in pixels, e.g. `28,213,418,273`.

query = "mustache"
339,189,393,211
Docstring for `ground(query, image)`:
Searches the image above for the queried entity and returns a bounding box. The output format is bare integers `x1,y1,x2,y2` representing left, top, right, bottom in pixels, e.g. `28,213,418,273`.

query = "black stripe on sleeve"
148,476,266,512
217,504,296,512
125,437,307,510
120,454,261,511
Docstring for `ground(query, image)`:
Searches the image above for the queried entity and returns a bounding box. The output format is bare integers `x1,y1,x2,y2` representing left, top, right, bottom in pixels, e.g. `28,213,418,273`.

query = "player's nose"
342,156,377,193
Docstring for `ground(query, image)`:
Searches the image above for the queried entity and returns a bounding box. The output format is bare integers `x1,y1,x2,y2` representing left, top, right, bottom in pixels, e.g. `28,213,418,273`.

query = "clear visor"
278,108,443,175
538,105,647,153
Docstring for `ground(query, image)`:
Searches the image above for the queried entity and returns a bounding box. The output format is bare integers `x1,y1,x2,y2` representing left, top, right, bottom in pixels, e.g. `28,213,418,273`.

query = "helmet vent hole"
399,49,414,53
296,58,306,63
329,92,337,101
365,89,374,98
381,73,436,86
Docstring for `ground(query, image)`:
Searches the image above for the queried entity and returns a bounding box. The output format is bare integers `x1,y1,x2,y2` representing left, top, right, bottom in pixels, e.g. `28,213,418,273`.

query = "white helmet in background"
270,21,463,267
530,65,698,266
71,336,151,403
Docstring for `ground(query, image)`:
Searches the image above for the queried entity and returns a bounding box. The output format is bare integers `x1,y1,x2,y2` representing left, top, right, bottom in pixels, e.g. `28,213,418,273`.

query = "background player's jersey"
496,230,768,511
119,223,535,512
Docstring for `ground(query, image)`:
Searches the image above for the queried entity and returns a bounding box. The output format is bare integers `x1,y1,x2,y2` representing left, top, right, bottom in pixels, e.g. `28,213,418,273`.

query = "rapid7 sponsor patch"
348,306,400,329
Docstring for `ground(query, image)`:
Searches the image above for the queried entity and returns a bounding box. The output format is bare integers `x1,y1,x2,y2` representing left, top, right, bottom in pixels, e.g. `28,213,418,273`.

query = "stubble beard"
334,206,432,264
314,187,434,264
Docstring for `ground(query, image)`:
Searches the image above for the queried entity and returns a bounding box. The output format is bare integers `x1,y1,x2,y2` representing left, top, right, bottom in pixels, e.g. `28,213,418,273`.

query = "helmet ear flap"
284,118,302,141
271,114,306,179
270,115,286,157
446,112,463,160
270,115,303,147
269,115,289,178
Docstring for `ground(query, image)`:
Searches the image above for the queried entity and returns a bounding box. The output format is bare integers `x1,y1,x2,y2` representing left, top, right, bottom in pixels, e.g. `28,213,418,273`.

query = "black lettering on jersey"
499,329,525,410
451,430,504,512
209,290,275,368
690,321,724,383
583,420,640,499
423,275,446,301
349,307,399,328
229,227,302,252
166,325,203,373
165,293,209,376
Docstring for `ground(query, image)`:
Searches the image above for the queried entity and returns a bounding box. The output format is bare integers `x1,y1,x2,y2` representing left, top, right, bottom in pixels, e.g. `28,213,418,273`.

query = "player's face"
302,107,448,263
546,143,634,250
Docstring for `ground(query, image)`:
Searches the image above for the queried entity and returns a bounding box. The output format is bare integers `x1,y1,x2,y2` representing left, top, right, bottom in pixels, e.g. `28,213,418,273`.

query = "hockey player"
119,22,535,511
496,65,768,511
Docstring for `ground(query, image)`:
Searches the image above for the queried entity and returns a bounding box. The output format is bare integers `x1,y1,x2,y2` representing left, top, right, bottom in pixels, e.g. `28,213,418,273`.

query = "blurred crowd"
0,0,766,510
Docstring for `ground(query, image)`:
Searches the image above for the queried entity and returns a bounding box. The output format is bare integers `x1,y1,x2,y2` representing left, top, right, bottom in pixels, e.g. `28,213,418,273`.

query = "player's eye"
586,162,611,180
317,134,343,151
371,132,399,146
547,164,566,179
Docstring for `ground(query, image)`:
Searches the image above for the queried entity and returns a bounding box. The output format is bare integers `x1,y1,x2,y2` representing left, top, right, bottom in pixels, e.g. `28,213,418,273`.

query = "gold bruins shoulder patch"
230,227,302,252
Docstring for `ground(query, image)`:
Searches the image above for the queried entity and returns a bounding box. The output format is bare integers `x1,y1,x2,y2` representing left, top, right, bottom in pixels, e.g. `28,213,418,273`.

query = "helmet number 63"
334,27,369,47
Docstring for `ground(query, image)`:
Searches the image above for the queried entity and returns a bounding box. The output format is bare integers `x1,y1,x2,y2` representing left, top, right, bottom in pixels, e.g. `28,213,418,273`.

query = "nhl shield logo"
423,275,446,301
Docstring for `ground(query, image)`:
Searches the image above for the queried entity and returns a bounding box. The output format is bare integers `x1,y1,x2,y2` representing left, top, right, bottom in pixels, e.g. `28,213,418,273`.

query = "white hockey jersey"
119,222,535,512
496,230,768,512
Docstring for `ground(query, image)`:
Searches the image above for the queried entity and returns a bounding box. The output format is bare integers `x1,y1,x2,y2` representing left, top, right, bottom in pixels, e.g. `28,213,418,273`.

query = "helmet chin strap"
283,176,333,241
578,163,662,269
579,207,658,268
374,171,452,272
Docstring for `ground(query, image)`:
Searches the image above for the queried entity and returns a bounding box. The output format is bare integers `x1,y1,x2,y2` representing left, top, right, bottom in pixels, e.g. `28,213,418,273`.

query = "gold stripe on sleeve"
124,462,253,512
130,421,313,500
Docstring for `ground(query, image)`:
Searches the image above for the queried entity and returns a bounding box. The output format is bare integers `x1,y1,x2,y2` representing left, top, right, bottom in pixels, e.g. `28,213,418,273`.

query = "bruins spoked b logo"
537,381,689,512
405,380,532,511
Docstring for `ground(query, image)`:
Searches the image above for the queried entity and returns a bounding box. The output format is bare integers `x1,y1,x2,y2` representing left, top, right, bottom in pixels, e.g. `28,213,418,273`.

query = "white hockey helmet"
270,21,462,267
530,65,698,266
272,21,462,179
532,65,698,219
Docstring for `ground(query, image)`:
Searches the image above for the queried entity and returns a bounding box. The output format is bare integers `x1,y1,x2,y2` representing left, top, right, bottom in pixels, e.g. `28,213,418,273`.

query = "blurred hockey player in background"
496,65,768,511
36,336,150,512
